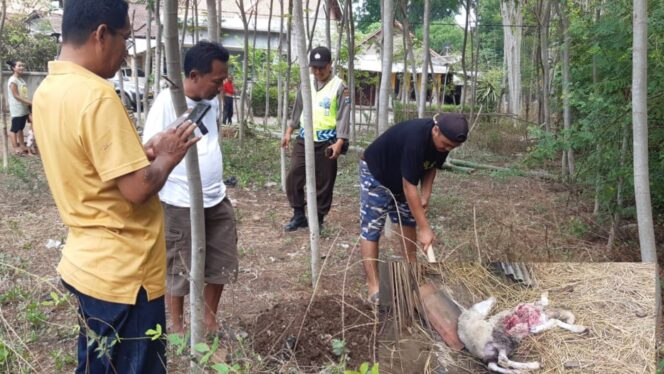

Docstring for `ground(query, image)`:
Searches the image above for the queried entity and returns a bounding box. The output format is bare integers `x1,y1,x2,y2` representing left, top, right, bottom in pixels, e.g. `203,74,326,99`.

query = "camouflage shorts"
359,160,416,242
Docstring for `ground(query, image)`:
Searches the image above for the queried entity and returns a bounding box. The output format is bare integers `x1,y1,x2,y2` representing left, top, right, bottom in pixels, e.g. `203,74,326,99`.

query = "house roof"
352,21,461,74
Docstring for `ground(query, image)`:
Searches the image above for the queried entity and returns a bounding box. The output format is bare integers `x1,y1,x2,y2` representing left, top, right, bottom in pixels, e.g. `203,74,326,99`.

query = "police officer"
281,46,351,232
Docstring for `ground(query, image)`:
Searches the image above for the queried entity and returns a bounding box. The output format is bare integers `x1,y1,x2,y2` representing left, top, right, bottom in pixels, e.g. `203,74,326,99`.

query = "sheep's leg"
497,349,540,371
487,362,523,374
531,318,587,334
472,297,496,318
545,308,576,324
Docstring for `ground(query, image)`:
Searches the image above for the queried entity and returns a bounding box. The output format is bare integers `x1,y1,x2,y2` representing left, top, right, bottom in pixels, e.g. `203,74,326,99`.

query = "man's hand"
326,139,344,160
281,135,290,148
116,122,199,205
148,121,200,165
420,196,429,212
417,225,435,250
281,126,294,148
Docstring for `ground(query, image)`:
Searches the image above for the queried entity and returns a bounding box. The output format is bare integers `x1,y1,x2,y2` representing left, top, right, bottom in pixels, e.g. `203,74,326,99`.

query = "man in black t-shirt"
359,113,469,304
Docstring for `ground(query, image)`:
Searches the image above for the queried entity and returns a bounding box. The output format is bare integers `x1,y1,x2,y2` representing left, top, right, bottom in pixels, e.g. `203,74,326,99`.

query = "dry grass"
382,262,656,374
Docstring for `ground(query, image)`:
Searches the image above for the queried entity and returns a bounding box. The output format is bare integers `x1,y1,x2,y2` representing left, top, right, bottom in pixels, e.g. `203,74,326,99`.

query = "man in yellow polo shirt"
32,1,199,373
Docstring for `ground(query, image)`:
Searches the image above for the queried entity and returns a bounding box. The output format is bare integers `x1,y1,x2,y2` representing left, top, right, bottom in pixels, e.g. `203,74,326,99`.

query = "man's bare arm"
116,123,199,204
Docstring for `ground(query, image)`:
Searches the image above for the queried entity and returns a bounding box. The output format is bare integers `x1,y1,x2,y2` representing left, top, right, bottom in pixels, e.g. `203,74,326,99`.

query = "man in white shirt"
142,41,238,336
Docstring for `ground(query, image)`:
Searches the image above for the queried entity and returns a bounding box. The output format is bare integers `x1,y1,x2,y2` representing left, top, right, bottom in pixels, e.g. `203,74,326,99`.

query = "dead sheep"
457,292,587,374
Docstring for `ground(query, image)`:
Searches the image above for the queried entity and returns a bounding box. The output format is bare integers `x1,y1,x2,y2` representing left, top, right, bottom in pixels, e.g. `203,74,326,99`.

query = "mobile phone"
325,147,333,158
186,102,211,135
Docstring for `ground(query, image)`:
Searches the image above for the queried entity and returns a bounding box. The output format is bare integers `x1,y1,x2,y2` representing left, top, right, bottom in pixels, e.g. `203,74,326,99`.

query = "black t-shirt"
364,118,448,199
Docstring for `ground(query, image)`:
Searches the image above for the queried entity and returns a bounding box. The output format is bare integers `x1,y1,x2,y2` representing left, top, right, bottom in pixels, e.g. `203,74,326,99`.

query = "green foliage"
222,136,281,189
344,362,379,374
1,15,59,72
41,291,68,308
331,339,348,357
355,0,461,33
145,323,163,341
250,85,296,117
475,68,502,112
0,340,10,365
23,301,46,328
49,349,76,370
393,101,471,123
414,17,465,55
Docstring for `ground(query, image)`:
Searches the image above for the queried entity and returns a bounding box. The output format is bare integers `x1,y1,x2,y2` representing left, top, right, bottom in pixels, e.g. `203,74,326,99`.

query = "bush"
1,16,58,72
393,102,472,123
250,84,296,117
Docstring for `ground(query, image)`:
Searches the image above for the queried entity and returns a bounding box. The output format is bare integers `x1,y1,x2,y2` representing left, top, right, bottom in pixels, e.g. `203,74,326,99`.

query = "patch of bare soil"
244,295,377,370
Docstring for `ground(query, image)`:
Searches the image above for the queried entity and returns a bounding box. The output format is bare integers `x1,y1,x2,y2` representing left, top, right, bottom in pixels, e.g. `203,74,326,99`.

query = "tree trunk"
536,0,552,133
560,2,574,176
153,0,163,96
307,0,322,50
592,4,601,216
163,1,207,370
460,0,470,108
607,122,628,249
398,0,419,106
378,0,393,134
0,0,7,171
278,0,286,192
143,3,153,115
130,10,142,127
180,0,189,51
193,0,199,43
264,0,274,128
293,0,321,287
346,0,356,141
632,0,657,262
332,0,346,74
237,0,249,145
417,0,431,117
325,0,331,49
207,0,218,41
500,0,522,119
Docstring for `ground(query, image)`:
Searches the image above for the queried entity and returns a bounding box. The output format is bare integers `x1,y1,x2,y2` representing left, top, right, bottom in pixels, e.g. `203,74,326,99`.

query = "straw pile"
386,262,657,374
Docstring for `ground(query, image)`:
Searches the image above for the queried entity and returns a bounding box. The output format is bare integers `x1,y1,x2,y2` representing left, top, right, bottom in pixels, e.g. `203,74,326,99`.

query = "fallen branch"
447,158,558,181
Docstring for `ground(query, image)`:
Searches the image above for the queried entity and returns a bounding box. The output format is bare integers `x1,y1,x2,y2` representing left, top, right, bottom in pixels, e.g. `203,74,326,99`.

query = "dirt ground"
0,128,660,373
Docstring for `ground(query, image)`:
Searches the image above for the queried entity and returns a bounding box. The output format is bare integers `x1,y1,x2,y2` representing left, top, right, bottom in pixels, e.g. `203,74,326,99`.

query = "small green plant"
166,332,189,355
344,362,379,374
211,362,241,374
42,291,68,307
0,286,25,303
24,301,46,328
49,348,76,370
566,217,589,238
0,340,10,364
145,323,163,341
331,339,349,358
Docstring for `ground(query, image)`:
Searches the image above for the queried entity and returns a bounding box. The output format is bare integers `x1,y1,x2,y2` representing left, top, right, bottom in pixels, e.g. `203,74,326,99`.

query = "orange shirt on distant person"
32,61,166,305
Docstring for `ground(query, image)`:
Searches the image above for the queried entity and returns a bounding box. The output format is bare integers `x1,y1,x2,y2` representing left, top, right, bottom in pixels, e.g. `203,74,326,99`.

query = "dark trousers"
63,281,167,374
222,96,233,124
286,137,338,217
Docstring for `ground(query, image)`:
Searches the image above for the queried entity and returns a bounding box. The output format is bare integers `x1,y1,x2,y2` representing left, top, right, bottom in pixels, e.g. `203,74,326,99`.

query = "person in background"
143,41,240,339
32,0,199,372
6,60,31,155
222,75,234,124
281,46,351,232
358,113,468,305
